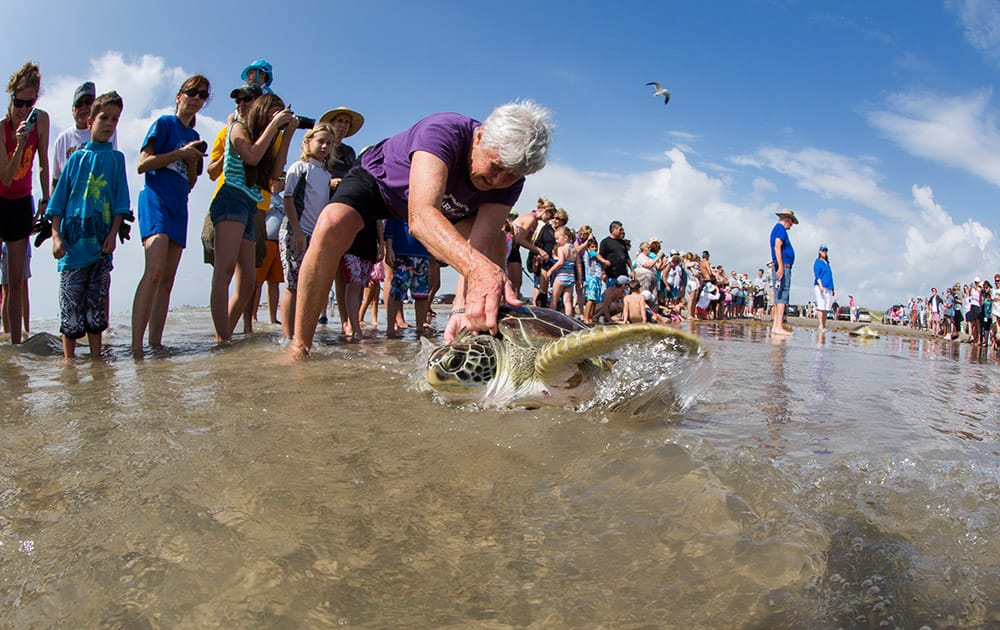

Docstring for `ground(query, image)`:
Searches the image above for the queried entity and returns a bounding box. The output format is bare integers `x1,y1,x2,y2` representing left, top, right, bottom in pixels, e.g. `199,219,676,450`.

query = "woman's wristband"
449,308,465,317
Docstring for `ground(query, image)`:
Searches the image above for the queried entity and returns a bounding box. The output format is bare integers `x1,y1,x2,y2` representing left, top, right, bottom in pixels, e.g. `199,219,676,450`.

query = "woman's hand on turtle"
463,261,522,336
444,311,467,344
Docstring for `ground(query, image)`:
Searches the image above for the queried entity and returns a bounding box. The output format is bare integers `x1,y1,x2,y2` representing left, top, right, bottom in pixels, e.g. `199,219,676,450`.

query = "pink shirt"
1,117,39,199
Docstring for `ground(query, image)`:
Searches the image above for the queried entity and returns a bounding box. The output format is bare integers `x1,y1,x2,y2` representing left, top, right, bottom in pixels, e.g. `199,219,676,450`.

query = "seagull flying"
646,82,670,105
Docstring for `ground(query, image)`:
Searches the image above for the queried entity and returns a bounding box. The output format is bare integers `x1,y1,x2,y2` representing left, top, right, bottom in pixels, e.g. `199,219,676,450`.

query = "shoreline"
757,314,957,341
0,307,971,346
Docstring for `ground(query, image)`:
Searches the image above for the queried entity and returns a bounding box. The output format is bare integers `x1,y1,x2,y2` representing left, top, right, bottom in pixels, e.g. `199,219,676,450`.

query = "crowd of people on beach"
2,59,998,360
882,276,999,351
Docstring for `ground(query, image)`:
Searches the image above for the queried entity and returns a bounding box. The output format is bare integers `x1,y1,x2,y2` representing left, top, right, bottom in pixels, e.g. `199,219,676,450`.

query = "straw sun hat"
775,208,799,224
319,107,365,138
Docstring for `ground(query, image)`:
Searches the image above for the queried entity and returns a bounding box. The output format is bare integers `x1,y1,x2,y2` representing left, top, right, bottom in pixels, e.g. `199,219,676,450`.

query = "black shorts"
0,196,34,242
507,244,521,265
330,166,393,222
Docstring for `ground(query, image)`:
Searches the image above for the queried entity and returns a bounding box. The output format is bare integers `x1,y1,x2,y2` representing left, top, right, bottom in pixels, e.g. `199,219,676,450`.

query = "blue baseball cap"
241,59,273,87
819,244,828,251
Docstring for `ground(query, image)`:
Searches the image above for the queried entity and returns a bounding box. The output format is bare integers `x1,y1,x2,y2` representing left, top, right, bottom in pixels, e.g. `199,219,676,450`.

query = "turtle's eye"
430,347,467,374
443,353,465,372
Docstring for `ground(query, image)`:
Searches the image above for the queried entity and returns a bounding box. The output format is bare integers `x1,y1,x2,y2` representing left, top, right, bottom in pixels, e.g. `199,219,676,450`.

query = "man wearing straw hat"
770,208,798,337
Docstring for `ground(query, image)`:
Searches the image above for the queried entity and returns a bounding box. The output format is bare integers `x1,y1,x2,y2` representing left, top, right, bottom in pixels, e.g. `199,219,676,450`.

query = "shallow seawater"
1,311,998,628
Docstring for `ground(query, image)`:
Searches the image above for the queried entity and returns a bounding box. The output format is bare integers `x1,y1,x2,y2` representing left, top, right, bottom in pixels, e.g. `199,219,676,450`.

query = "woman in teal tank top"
209,93,296,342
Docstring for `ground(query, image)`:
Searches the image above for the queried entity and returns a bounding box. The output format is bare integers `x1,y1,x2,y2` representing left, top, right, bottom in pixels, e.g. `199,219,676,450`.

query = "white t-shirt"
697,282,719,309
51,125,118,183
283,158,332,236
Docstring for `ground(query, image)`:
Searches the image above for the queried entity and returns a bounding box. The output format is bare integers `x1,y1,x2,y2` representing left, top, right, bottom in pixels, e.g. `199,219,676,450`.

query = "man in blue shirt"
769,208,798,337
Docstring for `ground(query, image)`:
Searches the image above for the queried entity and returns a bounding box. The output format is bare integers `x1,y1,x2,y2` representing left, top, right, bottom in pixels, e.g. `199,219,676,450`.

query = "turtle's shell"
495,305,588,348
428,305,705,408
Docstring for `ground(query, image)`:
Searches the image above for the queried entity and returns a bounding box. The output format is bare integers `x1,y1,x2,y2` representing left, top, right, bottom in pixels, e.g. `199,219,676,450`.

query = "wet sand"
767,315,944,340
3,306,999,626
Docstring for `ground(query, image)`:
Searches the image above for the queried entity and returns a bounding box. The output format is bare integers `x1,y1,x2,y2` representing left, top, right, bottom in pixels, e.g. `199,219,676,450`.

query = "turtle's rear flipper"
535,324,702,381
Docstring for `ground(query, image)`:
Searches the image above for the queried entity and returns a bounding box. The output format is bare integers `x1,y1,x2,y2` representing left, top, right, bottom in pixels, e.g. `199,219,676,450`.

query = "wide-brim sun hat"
319,107,365,138
776,208,799,224
241,59,273,86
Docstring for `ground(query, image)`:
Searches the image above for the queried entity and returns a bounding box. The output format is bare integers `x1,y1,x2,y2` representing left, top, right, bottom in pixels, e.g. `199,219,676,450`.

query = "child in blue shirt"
384,219,430,337
46,91,130,359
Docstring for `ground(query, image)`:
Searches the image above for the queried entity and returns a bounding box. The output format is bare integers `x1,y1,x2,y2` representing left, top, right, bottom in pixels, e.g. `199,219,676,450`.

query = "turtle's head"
426,336,499,396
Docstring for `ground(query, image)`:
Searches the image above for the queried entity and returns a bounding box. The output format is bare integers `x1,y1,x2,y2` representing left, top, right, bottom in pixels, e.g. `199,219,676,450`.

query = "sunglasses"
234,95,256,105
74,98,94,109
11,96,36,108
182,88,210,100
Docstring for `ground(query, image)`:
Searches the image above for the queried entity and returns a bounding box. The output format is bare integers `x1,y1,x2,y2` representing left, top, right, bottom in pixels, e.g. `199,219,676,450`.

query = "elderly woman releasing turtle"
288,101,555,359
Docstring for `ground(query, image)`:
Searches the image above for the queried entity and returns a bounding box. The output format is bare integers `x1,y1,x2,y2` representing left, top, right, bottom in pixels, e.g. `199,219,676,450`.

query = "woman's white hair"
479,100,554,175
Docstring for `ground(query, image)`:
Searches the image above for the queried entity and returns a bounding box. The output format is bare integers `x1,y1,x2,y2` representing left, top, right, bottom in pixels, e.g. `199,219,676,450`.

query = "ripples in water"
1,312,998,626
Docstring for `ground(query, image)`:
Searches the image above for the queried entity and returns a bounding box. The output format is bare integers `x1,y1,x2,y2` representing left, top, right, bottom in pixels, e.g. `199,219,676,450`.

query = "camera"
193,140,208,152
296,116,315,130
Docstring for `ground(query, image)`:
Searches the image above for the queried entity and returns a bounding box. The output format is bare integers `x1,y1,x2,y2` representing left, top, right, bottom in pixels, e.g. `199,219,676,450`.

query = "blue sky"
4,0,998,318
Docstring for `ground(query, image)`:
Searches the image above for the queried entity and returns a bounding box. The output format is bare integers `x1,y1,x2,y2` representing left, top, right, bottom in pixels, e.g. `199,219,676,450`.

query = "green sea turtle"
425,305,704,408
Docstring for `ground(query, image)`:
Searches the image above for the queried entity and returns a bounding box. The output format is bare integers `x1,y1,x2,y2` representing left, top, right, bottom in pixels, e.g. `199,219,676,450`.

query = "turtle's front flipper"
535,324,703,381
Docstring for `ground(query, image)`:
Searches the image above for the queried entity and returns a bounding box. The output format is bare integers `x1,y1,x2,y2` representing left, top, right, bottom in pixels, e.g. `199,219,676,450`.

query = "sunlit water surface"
1,311,998,628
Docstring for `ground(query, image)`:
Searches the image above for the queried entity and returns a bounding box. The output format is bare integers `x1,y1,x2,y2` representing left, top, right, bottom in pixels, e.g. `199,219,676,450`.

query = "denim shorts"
209,184,256,242
772,266,792,305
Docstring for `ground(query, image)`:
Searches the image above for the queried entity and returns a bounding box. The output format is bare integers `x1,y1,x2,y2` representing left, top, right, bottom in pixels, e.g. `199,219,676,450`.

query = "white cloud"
527,147,996,309
868,89,1000,188
903,184,998,279
33,52,225,322
948,0,1000,66
730,146,912,220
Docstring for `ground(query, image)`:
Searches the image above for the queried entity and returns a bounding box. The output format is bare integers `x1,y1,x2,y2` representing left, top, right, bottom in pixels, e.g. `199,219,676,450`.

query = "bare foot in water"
771,327,793,337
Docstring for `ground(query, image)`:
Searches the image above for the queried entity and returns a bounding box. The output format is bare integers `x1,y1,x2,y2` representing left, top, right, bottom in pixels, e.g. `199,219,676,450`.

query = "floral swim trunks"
390,255,430,301
341,253,373,285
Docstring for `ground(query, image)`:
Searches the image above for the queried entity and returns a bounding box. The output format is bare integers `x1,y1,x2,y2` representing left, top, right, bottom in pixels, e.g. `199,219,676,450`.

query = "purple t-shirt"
360,112,524,222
